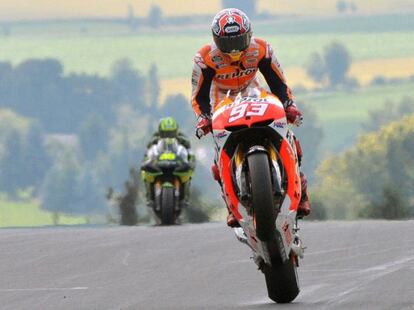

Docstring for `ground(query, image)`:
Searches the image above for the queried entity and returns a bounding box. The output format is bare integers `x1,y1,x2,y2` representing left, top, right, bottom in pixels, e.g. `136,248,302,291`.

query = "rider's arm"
142,145,157,167
177,131,191,149
191,46,216,117
257,39,294,107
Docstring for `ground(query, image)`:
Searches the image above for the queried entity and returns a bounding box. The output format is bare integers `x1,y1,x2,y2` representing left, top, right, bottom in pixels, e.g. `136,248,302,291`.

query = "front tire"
160,187,175,225
247,152,275,241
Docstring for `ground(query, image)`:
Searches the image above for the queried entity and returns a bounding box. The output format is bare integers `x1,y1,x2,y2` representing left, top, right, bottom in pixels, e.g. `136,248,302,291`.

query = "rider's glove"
284,100,303,127
195,114,212,139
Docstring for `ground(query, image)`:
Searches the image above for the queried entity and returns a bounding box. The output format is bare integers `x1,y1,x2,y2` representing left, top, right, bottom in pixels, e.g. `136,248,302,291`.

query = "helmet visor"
213,32,251,53
159,130,177,138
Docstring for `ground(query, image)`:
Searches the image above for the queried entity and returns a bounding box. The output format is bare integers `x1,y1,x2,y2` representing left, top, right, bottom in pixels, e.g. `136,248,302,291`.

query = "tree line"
0,58,198,222
312,97,414,220
2,52,409,222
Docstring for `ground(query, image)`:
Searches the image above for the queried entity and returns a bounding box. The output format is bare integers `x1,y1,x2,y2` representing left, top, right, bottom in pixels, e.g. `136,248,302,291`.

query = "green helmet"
158,117,178,138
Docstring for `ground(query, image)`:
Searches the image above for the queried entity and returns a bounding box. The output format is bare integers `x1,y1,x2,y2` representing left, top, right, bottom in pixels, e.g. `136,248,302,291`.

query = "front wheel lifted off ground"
247,152,275,241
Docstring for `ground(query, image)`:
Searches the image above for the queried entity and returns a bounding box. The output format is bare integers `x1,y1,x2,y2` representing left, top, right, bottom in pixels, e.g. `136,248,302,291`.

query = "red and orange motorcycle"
210,88,305,303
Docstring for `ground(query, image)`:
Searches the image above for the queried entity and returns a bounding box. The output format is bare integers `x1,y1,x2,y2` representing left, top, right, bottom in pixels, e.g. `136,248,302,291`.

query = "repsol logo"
216,68,257,80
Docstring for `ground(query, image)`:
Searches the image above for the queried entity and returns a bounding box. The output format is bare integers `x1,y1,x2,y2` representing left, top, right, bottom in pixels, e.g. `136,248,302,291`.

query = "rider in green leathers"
146,117,192,150
141,117,195,209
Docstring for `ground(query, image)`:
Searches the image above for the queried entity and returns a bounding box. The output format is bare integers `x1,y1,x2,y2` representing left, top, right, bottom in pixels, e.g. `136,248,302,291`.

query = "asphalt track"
1,221,414,310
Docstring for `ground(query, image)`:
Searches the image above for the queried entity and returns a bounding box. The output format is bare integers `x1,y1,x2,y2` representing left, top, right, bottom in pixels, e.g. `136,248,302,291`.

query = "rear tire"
160,187,175,225
263,256,299,303
247,152,299,303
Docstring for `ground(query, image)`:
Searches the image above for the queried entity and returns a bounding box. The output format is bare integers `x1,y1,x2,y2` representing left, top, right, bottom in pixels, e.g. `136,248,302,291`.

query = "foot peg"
291,234,305,259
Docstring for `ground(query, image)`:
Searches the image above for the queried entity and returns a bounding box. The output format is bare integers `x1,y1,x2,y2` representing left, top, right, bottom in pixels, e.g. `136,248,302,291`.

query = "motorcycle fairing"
212,91,301,264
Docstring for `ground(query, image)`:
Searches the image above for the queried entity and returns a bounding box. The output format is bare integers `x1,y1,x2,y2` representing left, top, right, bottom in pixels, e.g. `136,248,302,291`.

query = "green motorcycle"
141,138,194,225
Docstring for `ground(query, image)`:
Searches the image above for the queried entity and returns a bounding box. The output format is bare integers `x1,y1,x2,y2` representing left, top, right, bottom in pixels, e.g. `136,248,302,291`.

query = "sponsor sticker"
240,97,267,103
224,25,240,34
244,58,258,68
215,131,228,139
246,50,259,57
216,68,257,80
274,122,286,128
212,55,223,63
282,221,292,245
216,63,229,69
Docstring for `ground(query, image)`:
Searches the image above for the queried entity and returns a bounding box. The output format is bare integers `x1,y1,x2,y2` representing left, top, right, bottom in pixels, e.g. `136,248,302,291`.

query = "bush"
305,42,352,88
336,1,348,13
305,53,326,84
324,42,352,87
295,103,324,183
371,75,387,86
359,185,409,219
343,77,359,91
363,96,414,132
183,188,216,223
307,193,327,220
147,5,163,28
314,115,414,219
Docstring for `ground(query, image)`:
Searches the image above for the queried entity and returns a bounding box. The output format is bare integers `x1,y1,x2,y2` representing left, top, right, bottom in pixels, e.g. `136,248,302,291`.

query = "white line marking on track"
307,239,414,257
326,254,414,306
299,284,327,297
0,287,88,292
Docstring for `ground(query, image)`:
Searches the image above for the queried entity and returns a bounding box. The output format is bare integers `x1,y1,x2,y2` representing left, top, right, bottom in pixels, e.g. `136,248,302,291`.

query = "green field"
1,29,413,79
299,81,414,154
254,14,414,35
1,14,413,80
0,199,88,227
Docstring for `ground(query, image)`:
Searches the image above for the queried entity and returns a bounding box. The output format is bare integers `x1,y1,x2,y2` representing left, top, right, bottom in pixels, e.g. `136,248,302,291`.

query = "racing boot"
226,208,240,228
213,162,240,227
297,172,311,217
211,163,222,186
222,192,240,227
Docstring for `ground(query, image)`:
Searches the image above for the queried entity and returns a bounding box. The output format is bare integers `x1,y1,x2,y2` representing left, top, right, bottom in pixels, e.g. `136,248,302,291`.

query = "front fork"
153,179,181,212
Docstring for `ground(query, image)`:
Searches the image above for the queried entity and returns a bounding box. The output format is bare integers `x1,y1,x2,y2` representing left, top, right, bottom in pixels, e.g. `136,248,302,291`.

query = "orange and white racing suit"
191,37,293,116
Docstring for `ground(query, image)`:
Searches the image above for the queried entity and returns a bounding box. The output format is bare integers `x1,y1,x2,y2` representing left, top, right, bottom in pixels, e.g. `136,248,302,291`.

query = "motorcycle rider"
141,117,195,209
146,117,192,150
191,8,311,226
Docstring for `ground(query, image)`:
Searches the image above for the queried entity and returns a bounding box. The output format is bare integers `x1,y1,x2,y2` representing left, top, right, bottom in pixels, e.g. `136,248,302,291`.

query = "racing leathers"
191,37,311,222
142,137,195,209
147,131,192,150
